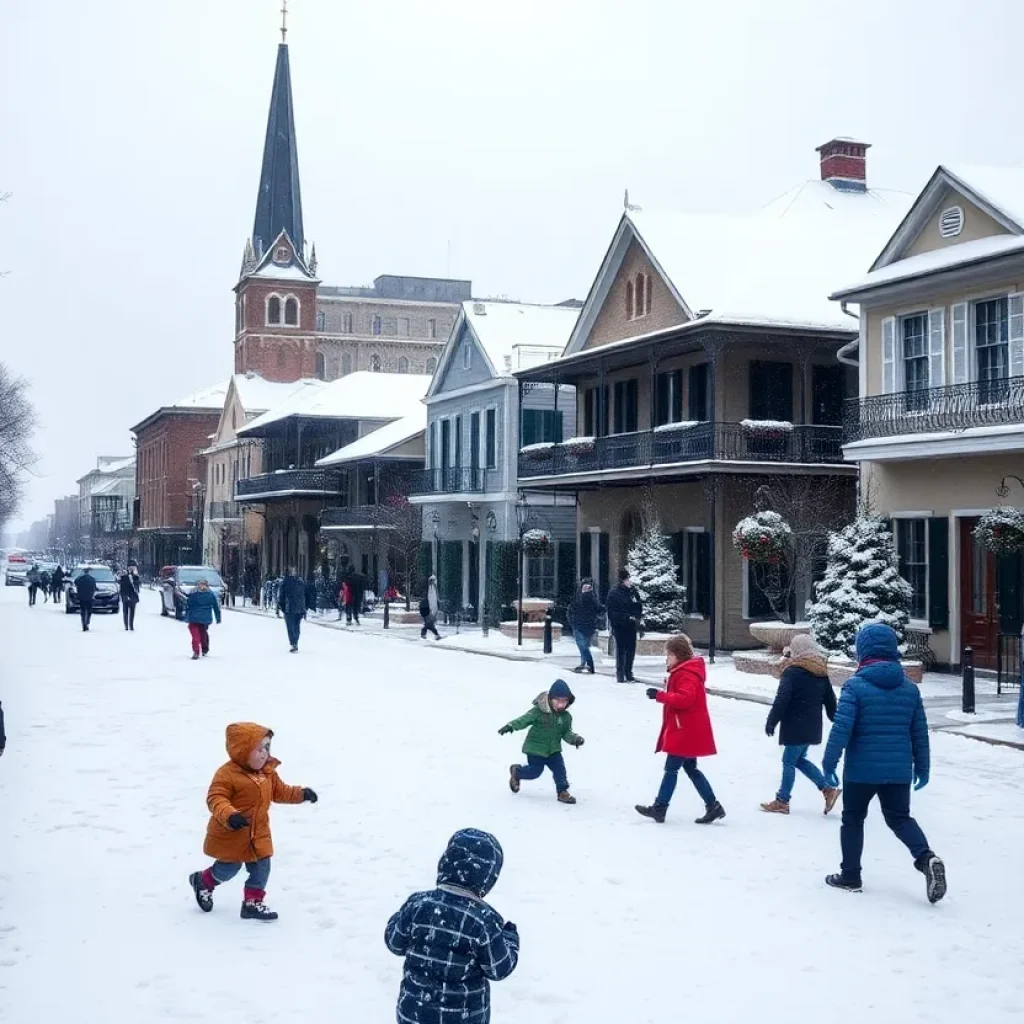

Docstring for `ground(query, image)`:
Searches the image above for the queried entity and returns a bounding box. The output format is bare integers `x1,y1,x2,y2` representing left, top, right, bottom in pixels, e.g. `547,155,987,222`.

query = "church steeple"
252,36,304,261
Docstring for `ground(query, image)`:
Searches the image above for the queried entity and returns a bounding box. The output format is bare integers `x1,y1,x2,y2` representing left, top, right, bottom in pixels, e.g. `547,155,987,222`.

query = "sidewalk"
226,603,1024,751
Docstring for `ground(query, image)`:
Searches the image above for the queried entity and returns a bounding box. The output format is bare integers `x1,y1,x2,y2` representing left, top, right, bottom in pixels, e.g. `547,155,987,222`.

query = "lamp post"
515,494,531,647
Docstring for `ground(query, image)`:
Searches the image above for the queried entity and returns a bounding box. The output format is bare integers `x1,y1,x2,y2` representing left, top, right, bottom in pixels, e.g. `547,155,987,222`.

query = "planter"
748,621,811,653
519,442,555,460
733,650,785,676
513,597,553,622
563,436,596,455
522,529,552,557
597,630,675,657
827,658,923,687
500,620,548,641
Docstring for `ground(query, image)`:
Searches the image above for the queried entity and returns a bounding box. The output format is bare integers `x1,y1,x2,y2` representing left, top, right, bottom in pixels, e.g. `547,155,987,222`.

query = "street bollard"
383,599,390,630
961,645,975,714
543,610,554,654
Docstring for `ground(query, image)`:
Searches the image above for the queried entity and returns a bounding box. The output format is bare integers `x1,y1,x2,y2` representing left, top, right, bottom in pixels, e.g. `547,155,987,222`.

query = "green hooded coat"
501,682,581,757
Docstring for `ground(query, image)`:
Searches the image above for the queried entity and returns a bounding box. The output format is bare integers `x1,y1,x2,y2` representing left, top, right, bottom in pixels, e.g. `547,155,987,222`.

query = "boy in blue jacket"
821,623,946,903
385,829,519,1024
185,579,222,660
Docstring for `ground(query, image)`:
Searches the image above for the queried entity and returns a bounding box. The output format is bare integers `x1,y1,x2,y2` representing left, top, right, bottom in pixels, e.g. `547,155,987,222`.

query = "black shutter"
583,389,595,436
656,373,670,427
672,531,685,585
672,369,684,422
696,532,711,615
927,517,949,630
598,532,610,600
998,554,1023,635
602,386,610,435
688,364,709,421
521,409,537,446
579,532,592,582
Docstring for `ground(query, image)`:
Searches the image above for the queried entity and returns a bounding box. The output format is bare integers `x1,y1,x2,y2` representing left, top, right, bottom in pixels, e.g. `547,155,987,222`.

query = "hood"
541,678,575,710
225,722,273,768
436,828,504,897
855,660,907,691
855,623,900,664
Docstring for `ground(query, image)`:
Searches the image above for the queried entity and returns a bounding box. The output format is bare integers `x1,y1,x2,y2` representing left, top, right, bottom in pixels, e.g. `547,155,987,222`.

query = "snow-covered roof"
232,373,322,415
316,407,426,466
943,165,1024,230
250,262,316,282
95,456,135,475
170,380,231,411
89,476,133,497
238,371,430,435
464,301,580,374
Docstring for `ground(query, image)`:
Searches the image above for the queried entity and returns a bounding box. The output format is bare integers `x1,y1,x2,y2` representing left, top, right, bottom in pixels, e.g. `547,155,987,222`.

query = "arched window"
341,353,353,376
398,356,410,373
315,310,326,331
277,349,287,369
284,296,299,326
625,281,634,320
426,356,438,374
315,352,326,380
267,295,282,325
369,354,382,372
371,315,382,336
635,273,645,318
646,274,653,315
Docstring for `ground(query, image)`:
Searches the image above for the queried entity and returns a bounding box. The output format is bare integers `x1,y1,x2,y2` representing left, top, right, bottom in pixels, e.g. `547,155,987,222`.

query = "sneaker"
760,799,790,814
825,873,863,893
695,801,726,825
822,786,841,815
289,645,298,653
917,853,947,904
571,665,586,674
635,803,667,823
586,664,595,674
189,871,213,913
509,764,520,794
557,790,577,804
240,899,278,921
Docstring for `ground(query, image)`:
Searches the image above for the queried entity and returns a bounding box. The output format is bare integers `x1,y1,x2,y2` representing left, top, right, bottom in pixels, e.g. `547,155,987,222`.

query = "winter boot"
822,786,842,815
189,871,214,913
240,889,278,921
825,873,863,893
557,790,577,805
191,652,200,660
571,665,586,674
635,803,667,823
695,801,726,825
760,799,790,814
290,645,298,653
586,664,595,674
915,852,947,904
509,765,520,794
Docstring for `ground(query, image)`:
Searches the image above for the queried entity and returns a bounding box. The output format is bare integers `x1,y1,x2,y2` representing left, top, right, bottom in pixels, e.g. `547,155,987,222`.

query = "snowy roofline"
315,409,426,466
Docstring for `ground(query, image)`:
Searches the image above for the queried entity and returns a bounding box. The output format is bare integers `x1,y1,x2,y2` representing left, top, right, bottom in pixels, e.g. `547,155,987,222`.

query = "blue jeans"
573,628,594,670
777,744,827,802
839,782,930,881
517,753,569,792
284,612,303,647
210,857,271,891
656,755,716,807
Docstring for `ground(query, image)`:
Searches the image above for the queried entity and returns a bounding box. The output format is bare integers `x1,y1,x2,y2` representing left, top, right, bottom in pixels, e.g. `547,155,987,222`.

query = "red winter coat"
655,657,717,758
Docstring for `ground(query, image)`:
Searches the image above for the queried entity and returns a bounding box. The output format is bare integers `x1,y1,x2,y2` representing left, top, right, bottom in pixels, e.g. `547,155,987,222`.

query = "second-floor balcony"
517,422,844,480
409,467,485,496
235,468,344,502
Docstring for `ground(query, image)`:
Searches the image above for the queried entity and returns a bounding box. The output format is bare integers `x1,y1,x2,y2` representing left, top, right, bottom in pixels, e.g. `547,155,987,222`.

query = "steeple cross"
280,0,289,42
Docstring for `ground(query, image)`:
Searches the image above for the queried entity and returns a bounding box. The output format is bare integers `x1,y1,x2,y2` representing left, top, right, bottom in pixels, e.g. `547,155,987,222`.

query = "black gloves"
571,736,585,748
303,788,318,803
227,812,249,831
646,688,659,700
498,726,512,735
765,723,775,737
503,921,518,934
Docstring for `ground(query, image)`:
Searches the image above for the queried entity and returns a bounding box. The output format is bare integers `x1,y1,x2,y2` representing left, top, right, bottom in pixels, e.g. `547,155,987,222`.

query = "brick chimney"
816,137,870,192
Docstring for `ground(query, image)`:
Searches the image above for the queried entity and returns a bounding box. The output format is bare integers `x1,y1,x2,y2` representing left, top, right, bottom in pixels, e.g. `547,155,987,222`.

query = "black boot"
189,871,214,912
240,896,278,921
915,852,947,904
586,664,595,674
509,765,520,794
695,801,726,825
825,873,863,893
635,804,667,823
571,665,586,674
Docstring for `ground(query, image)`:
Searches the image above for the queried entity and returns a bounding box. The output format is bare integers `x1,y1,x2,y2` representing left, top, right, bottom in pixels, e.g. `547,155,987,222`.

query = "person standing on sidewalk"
605,568,643,683
119,567,140,631
277,569,307,653
419,574,441,640
26,564,40,607
636,634,725,825
760,634,840,815
75,567,97,631
821,622,946,903
568,578,602,674
185,578,222,660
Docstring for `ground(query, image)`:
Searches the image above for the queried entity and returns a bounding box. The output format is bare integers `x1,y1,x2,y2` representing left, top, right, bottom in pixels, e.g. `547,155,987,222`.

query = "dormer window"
267,295,282,325
284,297,299,326
273,245,290,265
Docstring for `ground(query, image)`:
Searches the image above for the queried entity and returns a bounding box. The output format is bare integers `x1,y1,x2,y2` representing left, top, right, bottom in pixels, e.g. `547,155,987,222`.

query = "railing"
844,376,1024,442
997,632,1021,695
235,469,343,499
517,423,843,478
409,467,485,495
207,500,240,520
321,505,395,529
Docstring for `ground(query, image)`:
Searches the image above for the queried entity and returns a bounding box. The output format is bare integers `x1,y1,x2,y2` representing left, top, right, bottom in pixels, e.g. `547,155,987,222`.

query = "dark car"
159,565,227,620
66,564,121,615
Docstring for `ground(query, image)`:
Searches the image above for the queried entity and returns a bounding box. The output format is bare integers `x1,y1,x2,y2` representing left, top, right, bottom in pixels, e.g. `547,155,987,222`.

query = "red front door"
960,518,999,669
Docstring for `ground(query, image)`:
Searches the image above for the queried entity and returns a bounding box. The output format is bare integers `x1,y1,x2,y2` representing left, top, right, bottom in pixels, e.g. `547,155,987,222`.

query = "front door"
960,518,998,669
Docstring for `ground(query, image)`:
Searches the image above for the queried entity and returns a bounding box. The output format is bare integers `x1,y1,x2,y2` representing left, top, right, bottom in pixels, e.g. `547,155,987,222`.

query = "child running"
189,722,318,921
499,679,584,804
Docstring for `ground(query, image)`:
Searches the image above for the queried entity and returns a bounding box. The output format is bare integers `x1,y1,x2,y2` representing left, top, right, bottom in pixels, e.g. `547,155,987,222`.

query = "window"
315,352,326,380
267,296,282,324
582,386,608,436
284,297,299,326
656,369,683,426
462,343,472,369
429,422,438,470
342,312,353,334
625,281,634,320
427,318,437,339
635,274,645,319
613,379,639,433
521,409,563,445
470,411,480,471
682,530,710,616
975,297,1009,403
341,353,352,376
372,315,382,336
485,408,497,468
398,317,410,338
397,356,409,373
454,415,463,468
901,313,929,411
896,518,928,621
646,273,653,315
277,350,286,369
369,354,382,372
441,419,451,469
315,310,326,331
688,363,709,421
426,356,438,374
527,553,556,599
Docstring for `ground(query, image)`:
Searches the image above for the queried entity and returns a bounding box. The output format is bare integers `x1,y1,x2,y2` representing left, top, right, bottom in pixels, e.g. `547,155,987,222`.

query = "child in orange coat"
189,722,318,921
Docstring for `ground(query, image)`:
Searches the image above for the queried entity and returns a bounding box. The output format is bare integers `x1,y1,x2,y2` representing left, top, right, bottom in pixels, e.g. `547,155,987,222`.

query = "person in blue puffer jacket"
385,829,519,1023
821,623,946,903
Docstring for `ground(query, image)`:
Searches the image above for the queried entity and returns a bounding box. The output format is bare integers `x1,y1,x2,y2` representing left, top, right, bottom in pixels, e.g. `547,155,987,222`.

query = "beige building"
833,164,1024,670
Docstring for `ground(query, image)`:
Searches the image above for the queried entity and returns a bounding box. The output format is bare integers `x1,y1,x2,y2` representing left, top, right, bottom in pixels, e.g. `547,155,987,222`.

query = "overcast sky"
2,0,1022,530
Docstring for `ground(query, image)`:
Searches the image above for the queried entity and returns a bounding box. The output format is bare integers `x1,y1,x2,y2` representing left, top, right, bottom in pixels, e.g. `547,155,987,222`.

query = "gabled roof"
233,373,321,415
243,229,316,284
130,381,231,436
316,408,426,467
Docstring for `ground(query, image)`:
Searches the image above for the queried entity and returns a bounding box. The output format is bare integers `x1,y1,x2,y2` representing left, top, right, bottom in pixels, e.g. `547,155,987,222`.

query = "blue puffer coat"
385,829,519,1024
185,589,222,625
822,624,930,785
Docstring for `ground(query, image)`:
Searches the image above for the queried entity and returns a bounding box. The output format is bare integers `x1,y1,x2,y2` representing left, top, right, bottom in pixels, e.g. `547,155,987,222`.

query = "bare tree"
0,363,38,531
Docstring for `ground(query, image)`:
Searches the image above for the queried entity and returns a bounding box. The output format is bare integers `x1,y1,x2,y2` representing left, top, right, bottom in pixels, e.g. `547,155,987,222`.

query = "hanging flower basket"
974,507,1024,555
732,511,792,564
563,436,596,456
522,528,552,556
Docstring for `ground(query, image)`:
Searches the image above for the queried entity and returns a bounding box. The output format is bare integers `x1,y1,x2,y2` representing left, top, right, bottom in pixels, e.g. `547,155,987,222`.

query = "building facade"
76,457,136,564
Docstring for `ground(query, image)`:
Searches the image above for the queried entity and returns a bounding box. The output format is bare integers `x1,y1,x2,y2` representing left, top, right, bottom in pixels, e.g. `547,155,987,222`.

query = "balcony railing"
207,500,240,520
321,505,395,529
517,423,844,479
235,469,344,500
844,377,1024,442
409,467,485,495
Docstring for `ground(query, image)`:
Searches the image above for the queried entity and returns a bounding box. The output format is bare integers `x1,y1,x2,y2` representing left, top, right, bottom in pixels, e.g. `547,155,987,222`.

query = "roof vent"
472,302,487,315
939,205,964,238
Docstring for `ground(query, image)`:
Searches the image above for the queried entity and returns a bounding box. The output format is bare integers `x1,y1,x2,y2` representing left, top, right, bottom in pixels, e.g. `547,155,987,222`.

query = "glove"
227,812,249,831
913,774,929,792
571,736,585,748
646,688,659,700
824,771,839,790
765,723,775,737
503,921,518,934
303,787,318,803
498,726,512,735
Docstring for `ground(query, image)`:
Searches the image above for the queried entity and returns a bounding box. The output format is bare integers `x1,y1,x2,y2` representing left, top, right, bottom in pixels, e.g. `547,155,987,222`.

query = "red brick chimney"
816,137,870,191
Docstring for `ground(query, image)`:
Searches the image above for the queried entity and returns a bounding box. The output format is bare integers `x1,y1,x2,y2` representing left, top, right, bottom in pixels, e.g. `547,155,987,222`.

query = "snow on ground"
2,586,1024,1023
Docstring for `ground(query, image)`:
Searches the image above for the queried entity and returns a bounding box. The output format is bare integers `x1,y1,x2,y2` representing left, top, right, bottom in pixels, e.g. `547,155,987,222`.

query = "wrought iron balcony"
844,377,1024,442
408,467,485,495
517,423,843,479
320,505,396,529
235,469,344,501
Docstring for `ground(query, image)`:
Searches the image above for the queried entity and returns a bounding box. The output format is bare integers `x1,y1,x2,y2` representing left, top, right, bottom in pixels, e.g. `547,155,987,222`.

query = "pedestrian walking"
119,567,140,631
0,697,6,758
605,568,643,682
419,574,441,640
385,829,519,1024
346,568,368,625
185,578,222,659
75,567,98,631
821,623,946,902
277,569,306,653
39,567,51,602
51,565,66,604
568,578,602,674
26,565,40,607
636,633,725,825
760,634,840,815
188,722,318,921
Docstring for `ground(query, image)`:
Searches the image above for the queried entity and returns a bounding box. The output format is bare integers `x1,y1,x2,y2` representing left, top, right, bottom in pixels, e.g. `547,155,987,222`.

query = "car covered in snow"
159,565,227,620
66,564,121,615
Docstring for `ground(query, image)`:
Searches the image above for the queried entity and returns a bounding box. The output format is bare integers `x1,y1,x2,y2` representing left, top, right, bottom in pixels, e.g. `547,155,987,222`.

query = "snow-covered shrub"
519,442,556,459
626,518,687,632
653,420,699,434
974,507,1024,555
740,419,794,434
522,528,552,556
563,436,596,454
732,511,792,564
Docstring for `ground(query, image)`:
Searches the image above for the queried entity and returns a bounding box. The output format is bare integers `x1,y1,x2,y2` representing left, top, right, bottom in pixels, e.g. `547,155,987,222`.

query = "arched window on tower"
284,296,299,326
315,352,326,380
369,354,382,372
267,295,282,325
398,356,410,374
635,273,645,318
625,280,634,320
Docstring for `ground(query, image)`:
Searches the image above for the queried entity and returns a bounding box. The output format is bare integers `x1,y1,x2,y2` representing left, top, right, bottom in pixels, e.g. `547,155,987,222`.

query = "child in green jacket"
499,679,584,804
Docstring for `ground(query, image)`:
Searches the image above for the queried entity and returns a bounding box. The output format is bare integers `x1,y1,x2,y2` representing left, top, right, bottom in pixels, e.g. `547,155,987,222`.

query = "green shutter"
656,373,670,427
579,532,592,581
998,553,1023,635
927,517,949,630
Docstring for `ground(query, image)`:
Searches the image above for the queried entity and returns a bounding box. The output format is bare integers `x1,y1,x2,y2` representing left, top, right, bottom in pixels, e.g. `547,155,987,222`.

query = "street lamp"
515,494,532,647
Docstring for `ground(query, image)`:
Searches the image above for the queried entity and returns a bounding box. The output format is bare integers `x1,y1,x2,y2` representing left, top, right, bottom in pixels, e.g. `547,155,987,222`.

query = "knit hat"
855,622,900,663
548,679,575,706
788,634,823,661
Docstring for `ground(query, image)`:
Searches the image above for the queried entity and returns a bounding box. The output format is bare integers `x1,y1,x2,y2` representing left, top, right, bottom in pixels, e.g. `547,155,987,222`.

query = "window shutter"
598,533,610,601
927,517,949,630
998,553,1024,635
951,302,969,383
1009,293,1024,378
656,373,670,426
695,532,711,616
579,532,592,582
672,369,684,422
881,317,897,394
927,308,946,387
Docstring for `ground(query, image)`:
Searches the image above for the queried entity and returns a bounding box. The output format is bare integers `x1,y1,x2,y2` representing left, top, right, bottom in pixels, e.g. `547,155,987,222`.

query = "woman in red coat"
636,634,726,825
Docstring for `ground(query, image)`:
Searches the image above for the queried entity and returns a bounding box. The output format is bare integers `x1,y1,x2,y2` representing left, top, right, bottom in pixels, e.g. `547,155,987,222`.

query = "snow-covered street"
2,585,1023,1023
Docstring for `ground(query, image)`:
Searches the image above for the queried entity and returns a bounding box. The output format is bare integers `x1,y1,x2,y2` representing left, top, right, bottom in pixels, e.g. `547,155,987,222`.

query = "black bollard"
383,599,390,630
543,609,554,654
961,645,975,714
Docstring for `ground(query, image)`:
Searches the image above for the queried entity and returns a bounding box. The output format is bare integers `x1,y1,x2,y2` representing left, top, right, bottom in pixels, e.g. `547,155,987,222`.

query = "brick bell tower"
233,16,319,383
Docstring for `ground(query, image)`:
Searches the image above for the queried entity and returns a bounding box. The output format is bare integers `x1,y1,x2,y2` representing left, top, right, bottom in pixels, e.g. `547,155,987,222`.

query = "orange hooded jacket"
203,722,305,862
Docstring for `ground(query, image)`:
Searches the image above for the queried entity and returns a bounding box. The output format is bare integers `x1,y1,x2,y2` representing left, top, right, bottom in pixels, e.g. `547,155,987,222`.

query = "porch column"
648,345,658,466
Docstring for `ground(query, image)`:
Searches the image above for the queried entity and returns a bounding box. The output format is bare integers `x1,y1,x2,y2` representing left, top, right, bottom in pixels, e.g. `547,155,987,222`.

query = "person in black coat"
568,578,602,674
605,568,643,683
761,634,839,814
0,698,6,758
51,565,66,604
346,569,369,625
75,568,98,631
277,569,307,652
119,569,140,631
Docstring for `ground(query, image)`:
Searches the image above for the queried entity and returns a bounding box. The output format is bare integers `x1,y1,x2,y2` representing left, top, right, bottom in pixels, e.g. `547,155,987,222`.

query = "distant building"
77,457,136,564
50,494,83,563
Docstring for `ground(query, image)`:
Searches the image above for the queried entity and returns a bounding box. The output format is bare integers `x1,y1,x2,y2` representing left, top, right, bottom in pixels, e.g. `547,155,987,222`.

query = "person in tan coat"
189,722,318,921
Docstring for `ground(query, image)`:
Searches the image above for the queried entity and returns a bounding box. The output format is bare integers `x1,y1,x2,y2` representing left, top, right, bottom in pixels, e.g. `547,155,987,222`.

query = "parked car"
159,565,227,620
66,564,121,615
5,553,29,586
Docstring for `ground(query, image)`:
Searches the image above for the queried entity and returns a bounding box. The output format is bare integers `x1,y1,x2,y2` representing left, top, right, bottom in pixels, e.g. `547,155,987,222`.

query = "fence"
996,632,1021,695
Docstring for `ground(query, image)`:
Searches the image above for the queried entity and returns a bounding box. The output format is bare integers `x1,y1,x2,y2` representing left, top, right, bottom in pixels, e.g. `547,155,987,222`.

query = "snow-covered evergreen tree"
626,518,688,633
809,513,912,657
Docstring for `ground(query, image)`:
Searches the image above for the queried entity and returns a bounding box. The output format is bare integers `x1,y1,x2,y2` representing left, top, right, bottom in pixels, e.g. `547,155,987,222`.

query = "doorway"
959,518,998,669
